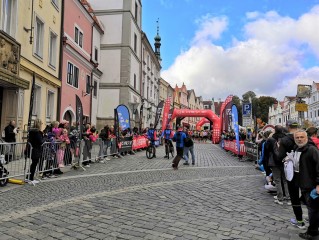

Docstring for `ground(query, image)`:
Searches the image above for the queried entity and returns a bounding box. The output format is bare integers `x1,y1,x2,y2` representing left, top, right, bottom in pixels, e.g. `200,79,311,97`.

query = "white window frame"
1,0,17,37
49,30,58,68
32,85,41,117
46,90,55,120
34,15,45,59
74,25,83,48
66,61,79,89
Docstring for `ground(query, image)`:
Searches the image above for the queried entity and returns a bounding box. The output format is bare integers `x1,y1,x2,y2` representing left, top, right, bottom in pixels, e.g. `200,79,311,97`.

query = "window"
93,81,97,97
86,75,91,94
46,91,54,119
135,2,138,20
74,26,83,48
134,74,136,90
1,0,17,36
34,16,44,58
94,47,98,62
32,85,41,116
311,112,313,118
134,33,137,52
49,31,57,67
66,62,79,88
51,0,59,9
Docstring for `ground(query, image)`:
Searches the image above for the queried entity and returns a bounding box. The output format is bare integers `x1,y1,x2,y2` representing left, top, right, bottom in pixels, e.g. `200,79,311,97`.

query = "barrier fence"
221,139,259,161
0,135,151,186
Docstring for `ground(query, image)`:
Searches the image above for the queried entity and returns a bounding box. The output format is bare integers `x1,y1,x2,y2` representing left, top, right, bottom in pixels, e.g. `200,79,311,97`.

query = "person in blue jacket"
172,126,187,170
162,124,173,158
147,123,156,158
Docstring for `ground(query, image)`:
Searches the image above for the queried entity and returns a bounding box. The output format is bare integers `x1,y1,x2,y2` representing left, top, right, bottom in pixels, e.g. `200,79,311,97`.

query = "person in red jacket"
307,127,319,149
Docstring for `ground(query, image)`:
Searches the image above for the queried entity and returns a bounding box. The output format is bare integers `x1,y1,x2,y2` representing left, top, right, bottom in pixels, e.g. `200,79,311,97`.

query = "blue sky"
142,0,319,100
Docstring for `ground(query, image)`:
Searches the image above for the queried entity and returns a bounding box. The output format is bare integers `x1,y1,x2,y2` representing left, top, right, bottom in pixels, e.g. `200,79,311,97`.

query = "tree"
232,95,242,126
256,96,277,123
242,91,256,102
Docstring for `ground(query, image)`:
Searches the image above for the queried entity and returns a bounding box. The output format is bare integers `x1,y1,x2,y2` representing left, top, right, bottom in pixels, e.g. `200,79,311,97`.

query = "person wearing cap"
278,119,306,229
307,127,319,149
293,129,319,239
171,126,187,170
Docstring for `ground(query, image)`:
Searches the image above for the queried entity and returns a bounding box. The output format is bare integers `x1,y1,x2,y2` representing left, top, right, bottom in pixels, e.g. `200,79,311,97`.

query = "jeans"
272,166,290,201
184,145,195,163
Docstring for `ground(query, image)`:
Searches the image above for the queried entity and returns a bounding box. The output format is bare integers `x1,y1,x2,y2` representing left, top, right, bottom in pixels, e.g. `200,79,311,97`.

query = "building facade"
90,0,143,130
268,102,283,126
1,0,62,140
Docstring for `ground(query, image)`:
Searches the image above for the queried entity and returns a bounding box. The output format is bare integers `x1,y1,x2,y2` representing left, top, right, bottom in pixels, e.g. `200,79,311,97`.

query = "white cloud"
192,15,228,44
162,6,319,101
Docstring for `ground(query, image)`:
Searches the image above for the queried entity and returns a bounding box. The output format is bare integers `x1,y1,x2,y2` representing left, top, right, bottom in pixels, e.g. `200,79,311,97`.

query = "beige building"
0,0,61,140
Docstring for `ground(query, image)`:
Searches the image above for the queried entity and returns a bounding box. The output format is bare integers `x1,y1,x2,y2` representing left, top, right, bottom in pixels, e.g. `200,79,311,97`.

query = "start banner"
132,135,148,150
223,140,246,156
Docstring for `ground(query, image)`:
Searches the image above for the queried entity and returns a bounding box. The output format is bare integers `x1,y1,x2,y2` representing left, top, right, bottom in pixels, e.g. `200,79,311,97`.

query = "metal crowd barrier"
0,140,31,185
0,137,123,186
243,141,259,161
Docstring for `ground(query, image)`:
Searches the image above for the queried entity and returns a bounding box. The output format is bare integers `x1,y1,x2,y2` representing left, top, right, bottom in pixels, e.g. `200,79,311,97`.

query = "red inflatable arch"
171,109,221,143
196,117,210,131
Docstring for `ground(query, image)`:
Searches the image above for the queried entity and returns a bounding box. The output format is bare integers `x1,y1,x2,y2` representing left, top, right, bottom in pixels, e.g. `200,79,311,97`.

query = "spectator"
307,127,319,149
293,130,319,239
4,120,18,163
99,125,111,160
28,119,44,185
183,129,195,166
278,120,306,228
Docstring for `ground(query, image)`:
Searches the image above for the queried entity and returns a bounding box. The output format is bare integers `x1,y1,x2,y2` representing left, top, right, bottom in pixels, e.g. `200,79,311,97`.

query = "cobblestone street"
0,143,308,240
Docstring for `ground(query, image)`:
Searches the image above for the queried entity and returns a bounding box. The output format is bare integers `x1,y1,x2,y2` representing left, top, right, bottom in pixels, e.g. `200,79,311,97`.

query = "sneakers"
274,199,284,205
286,200,292,206
104,157,111,161
183,162,189,165
28,180,40,185
290,218,306,229
84,164,90,168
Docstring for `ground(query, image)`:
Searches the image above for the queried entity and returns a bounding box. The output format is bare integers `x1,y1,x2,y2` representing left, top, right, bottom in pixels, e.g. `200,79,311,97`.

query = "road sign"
242,103,252,117
242,117,251,127
295,103,308,112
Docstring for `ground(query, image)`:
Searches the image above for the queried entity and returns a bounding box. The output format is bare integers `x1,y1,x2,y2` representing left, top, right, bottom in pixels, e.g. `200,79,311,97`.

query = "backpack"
184,135,193,147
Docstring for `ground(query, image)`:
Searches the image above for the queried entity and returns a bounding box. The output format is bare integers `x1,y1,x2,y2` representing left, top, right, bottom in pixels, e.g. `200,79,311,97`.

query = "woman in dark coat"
28,119,44,185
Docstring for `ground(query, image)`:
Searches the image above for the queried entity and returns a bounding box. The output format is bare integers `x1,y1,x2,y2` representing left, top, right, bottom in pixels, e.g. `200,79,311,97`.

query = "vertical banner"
27,72,36,132
154,100,164,129
220,95,233,133
161,97,171,131
231,104,240,155
116,105,131,130
222,101,232,132
76,95,83,140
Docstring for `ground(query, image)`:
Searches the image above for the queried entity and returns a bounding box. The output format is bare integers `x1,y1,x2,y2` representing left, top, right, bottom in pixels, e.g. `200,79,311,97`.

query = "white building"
307,81,319,126
141,31,161,129
282,96,298,126
89,0,143,129
268,102,284,126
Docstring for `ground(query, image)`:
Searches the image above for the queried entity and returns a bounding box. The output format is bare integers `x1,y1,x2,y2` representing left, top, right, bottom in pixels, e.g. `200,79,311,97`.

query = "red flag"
161,97,171,131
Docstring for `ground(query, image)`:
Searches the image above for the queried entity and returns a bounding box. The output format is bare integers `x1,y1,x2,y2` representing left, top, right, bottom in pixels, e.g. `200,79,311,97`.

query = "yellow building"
0,0,62,139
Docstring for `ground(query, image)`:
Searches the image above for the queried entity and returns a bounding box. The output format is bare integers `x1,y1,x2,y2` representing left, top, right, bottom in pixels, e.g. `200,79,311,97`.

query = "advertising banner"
132,135,148,150
244,141,258,161
161,97,171,131
223,140,246,155
231,105,240,155
118,136,133,153
116,105,131,130
75,95,83,140
154,100,164,129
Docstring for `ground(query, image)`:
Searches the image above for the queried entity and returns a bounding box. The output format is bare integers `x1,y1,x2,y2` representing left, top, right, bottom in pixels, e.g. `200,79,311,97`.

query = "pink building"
60,0,95,125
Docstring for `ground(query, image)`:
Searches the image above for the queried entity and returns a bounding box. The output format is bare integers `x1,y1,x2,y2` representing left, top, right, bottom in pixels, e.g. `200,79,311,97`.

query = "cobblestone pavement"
0,143,308,240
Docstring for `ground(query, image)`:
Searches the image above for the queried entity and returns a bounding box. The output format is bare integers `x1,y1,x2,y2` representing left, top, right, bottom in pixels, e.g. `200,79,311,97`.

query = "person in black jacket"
4,120,18,163
293,130,319,239
278,120,306,229
28,119,44,185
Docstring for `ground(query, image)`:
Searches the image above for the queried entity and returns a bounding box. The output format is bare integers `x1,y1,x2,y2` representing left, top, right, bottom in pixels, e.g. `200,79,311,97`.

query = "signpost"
242,103,252,128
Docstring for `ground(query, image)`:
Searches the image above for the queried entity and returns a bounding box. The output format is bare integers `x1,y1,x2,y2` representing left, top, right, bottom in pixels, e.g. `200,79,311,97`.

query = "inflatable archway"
171,109,221,143
196,117,210,131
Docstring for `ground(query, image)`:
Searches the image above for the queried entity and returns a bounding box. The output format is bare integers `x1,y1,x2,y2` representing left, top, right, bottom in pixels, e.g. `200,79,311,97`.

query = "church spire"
154,18,162,62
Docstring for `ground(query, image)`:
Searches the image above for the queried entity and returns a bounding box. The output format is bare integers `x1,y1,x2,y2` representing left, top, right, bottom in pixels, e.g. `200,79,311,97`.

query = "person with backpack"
172,126,187,170
183,128,195,165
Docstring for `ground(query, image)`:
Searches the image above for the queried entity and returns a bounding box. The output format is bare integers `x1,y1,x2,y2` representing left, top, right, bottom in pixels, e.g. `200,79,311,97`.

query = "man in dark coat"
294,130,319,239
4,120,17,143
